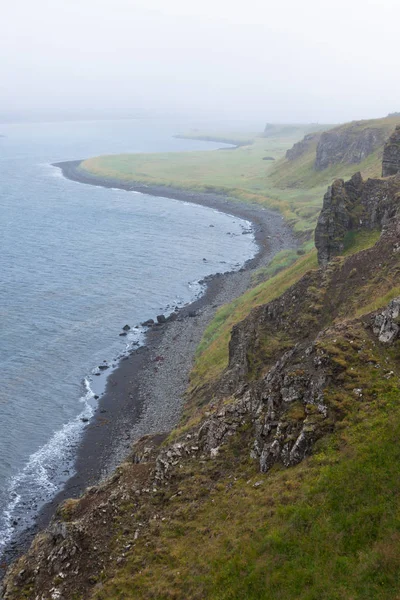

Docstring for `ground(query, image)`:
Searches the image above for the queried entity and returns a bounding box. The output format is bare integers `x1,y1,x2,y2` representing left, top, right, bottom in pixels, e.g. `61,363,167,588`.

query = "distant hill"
269,114,400,188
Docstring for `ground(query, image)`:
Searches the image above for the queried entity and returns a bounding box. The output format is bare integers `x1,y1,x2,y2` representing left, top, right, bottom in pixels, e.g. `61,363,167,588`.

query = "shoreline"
0,159,297,579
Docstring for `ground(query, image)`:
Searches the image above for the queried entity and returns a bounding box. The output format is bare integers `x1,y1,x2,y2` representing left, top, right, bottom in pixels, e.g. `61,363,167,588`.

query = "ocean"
0,118,256,554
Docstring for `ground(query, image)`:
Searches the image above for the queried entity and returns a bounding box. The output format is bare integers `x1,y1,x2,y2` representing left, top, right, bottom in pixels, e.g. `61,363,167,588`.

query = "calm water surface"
0,118,256,553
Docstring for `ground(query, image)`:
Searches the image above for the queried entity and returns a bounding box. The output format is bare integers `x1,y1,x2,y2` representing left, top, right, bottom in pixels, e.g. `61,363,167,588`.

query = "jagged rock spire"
382,125,400,177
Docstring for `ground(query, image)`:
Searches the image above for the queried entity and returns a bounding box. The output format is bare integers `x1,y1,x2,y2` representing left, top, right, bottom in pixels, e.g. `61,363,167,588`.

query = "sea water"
0,118,256,554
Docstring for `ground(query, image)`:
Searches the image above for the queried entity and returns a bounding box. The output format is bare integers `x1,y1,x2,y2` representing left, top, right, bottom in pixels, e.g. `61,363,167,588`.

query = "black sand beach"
0,159,296,578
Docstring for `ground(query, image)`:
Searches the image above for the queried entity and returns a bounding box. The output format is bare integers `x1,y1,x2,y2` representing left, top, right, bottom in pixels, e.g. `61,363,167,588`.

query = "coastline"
0,159,297,579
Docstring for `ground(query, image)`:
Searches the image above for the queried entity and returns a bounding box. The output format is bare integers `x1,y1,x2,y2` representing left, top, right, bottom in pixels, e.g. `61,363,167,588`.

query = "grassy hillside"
90,220,400,600
189,230,382,396
80,116,399,237
269,114,400,189
94,353,400,600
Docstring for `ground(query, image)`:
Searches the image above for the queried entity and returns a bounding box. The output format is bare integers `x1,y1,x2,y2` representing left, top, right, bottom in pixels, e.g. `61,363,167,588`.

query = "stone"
156,314,167,324
382,125,400,176
141,319,155,327
372,297,400,343
122,324,130,331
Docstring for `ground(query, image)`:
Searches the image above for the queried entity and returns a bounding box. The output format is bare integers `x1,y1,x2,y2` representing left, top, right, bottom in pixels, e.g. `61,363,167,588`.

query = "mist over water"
0,119,256,553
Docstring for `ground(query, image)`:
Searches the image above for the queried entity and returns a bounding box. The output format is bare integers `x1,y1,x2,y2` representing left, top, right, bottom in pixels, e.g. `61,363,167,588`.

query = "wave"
0,326,148,557
0,379,95,556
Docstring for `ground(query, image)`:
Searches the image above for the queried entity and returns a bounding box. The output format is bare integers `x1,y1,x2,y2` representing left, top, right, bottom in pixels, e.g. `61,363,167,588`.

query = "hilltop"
3,120,400,600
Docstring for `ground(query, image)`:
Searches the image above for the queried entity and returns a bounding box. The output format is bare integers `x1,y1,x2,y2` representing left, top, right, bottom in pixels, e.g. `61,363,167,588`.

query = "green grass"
79,130,327,236
342,229,381,254
93,327,400,600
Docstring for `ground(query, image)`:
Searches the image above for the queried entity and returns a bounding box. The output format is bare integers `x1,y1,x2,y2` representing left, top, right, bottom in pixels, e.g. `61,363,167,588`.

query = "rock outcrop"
372,297,400,343
382,125,400,176
315,132,400,265
285,133,319,161
315,174,400,265
315,125,386,171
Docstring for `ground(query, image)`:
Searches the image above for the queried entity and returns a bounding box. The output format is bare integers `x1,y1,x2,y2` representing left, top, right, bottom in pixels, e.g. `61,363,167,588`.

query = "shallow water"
0,118,256,553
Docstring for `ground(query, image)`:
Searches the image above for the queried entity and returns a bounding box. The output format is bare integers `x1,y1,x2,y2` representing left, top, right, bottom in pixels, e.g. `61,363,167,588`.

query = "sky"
1,0,399,124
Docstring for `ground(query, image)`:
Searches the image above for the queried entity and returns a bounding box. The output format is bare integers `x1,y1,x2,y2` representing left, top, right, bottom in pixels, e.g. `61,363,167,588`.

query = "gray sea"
0,118,256,554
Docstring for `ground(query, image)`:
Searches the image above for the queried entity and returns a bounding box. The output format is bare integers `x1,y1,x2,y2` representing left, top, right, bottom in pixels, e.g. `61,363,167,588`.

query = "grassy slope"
189,230,382,395
268,115,400,189
92,231,400,600
100,375,400,600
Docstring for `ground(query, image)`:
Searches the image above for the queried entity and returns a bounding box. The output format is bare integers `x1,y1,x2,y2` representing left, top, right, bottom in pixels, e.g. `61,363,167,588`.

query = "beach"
1,159,296,576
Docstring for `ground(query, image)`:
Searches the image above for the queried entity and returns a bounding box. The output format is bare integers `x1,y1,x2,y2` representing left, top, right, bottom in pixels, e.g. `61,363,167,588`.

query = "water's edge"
0,160,297,579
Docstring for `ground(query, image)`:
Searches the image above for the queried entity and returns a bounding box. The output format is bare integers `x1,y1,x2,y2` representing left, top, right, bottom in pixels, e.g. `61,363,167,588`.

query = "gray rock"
382,125,400,176
141,319,155,327
315,145,400,266
315,125,386,171
372,297,400,343
286,133,318,161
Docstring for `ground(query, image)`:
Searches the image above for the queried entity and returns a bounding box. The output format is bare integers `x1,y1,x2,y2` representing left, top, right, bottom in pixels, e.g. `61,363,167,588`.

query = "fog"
2,0,400,124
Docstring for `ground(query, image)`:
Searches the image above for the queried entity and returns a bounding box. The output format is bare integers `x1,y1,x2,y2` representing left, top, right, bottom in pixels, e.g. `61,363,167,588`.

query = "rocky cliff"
314,124,386,171
315,129,400,265
285,133,319,161
382,125,400,176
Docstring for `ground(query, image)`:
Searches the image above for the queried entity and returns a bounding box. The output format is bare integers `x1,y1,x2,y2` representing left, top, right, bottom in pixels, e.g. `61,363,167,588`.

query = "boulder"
141,319,155,327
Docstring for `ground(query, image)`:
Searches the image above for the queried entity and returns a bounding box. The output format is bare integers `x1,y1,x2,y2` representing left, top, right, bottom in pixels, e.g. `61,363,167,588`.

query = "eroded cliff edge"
3,131,400,600
315,125,400,265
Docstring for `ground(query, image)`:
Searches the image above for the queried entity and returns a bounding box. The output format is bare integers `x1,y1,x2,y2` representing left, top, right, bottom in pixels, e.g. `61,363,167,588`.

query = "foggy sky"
2,0,399,123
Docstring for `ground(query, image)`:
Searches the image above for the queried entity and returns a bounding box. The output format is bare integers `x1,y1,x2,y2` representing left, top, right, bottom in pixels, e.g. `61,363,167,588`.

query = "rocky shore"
0,160,296,583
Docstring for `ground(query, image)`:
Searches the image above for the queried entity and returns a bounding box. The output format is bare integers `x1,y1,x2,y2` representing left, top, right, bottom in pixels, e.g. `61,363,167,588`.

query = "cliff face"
382,125,400,176
315,134,400,265
315,125,386,171
285,133,319,161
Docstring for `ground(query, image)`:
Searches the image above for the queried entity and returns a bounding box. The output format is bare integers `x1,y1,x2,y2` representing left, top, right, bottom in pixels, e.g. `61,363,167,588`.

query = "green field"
80,116,399,237
80,124,327,236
